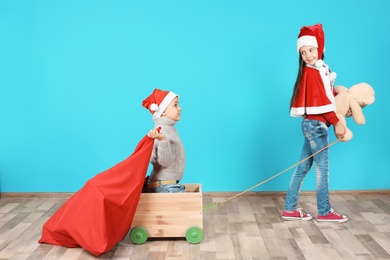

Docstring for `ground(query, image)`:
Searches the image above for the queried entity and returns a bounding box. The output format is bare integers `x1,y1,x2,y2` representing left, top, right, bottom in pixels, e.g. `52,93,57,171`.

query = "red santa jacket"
290,61,338,125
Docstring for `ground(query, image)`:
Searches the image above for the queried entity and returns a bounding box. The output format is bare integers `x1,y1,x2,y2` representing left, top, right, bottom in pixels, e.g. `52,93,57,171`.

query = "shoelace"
329,208,342,217
296,208,307,217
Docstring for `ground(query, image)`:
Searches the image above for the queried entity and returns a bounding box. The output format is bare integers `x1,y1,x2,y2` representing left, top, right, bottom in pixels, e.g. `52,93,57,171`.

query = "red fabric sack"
38,134,154,256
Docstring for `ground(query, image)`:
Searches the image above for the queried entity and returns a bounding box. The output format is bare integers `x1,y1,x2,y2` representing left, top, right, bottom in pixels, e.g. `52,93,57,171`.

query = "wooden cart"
129,184,203,244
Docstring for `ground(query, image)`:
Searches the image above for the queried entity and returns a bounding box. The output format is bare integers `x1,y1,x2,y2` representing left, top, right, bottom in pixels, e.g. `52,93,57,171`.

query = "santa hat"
142,88,178,117
297,23,325,59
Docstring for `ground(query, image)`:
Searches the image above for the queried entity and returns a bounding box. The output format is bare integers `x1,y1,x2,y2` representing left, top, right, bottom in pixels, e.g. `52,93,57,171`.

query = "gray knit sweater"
149,117,185,181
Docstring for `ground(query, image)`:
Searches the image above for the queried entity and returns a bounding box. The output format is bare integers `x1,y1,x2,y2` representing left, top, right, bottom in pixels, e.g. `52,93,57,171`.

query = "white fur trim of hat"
151,91,177,118
297,35,318,52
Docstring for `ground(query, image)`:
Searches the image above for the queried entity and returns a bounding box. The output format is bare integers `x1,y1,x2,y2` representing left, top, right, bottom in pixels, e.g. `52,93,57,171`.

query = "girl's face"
299,46,319,66
162,97,181,121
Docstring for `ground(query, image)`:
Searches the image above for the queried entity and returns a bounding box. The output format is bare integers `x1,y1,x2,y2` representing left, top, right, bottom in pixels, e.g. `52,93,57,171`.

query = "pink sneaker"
317,208,348,223
282,208,312,221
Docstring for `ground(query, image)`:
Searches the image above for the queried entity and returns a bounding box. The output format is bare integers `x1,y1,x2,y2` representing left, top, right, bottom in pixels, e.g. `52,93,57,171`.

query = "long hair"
289,55,305,109
289,53,325,109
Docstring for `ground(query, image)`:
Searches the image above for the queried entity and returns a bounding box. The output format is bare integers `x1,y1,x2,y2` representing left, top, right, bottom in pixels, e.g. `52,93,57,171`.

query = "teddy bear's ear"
334,85,348,94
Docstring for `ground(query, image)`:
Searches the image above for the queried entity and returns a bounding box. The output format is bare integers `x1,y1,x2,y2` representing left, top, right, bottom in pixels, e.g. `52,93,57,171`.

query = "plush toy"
334,82,375,142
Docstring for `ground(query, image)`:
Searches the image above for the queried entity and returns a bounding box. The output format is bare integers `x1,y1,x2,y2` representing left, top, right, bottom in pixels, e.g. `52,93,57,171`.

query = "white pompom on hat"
297,23,325,58
142,88,178,118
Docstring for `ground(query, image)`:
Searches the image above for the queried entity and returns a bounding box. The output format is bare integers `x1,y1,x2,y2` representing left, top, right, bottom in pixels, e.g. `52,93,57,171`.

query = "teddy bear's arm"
350,99,366,125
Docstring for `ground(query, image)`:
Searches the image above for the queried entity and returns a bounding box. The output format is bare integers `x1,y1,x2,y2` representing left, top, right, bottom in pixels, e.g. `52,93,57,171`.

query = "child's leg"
311,122,331,216
148,183,185,193
284,138,313,211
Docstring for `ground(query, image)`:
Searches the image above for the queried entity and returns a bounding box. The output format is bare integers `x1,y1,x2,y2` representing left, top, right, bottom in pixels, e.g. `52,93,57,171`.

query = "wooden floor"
1,192,390,260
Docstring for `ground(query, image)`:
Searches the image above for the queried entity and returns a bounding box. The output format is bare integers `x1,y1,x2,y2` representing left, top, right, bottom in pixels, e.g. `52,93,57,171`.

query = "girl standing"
282,24,348,222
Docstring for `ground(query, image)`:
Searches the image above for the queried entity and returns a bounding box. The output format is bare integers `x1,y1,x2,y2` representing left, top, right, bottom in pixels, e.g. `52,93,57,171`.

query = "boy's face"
162,97,181,121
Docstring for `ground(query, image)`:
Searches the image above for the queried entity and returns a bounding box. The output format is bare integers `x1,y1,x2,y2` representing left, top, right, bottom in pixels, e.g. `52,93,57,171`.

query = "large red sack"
38,134,154,256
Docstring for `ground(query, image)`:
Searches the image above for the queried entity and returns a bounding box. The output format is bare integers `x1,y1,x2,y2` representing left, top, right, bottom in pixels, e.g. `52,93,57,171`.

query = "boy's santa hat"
297,23,325,59
142,88,178,117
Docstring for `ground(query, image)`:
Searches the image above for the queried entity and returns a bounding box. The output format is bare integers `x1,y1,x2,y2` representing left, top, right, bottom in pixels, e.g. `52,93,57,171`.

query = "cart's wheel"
185,226,203,244
129,226,148,244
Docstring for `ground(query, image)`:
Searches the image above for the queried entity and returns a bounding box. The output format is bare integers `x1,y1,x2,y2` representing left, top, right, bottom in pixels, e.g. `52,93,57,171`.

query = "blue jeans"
147,183,185,193
284,120,331,216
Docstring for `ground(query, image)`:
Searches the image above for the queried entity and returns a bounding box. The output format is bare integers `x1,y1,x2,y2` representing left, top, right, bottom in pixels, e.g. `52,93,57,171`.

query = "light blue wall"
1,0,389,192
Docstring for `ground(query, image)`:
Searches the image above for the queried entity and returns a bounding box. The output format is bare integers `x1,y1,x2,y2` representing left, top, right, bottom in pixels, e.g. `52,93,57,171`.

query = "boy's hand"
148,129,166,141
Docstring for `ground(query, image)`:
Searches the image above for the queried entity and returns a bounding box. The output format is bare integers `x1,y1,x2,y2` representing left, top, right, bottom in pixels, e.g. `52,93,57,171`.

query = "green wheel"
185,226,203,244
129,226,148,244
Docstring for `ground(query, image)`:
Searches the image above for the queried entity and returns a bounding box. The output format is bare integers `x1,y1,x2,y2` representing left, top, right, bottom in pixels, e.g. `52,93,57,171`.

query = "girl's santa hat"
297,23,325,59
142,88,178,117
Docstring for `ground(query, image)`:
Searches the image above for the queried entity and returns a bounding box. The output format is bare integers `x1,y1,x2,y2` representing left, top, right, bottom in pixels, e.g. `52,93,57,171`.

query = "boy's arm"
148,128,174,167
155,140,174,167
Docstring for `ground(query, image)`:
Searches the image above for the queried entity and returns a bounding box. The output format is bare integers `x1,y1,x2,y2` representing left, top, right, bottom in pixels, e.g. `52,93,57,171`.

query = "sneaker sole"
317,218,348,223
282,216,313,221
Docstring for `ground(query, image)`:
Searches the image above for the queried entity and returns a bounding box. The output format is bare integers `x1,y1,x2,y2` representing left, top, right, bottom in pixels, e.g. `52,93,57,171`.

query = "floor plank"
0,192,390,259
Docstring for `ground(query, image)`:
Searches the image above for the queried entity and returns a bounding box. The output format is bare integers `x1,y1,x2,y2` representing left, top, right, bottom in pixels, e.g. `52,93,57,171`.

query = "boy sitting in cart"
142,88,186,193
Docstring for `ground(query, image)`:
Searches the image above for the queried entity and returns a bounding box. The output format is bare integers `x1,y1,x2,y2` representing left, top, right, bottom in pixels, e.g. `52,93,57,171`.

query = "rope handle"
203,139,340,211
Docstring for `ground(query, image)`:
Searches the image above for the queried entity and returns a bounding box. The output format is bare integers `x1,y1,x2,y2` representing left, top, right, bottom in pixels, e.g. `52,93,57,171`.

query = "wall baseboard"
1,190,389,199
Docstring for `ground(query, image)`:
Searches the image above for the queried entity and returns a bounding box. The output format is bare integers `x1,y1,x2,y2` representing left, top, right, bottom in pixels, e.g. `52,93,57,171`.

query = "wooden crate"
131,184,203,238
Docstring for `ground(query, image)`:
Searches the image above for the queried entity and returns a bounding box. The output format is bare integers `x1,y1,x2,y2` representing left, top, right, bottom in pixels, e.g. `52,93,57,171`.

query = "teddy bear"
334,82,375,142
